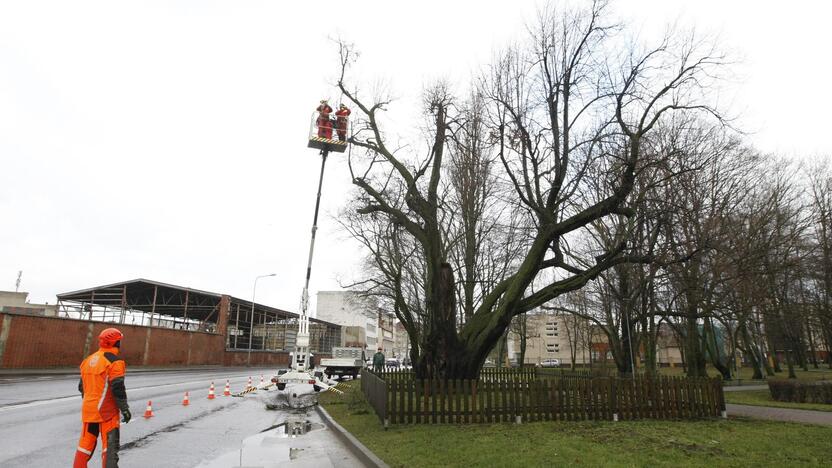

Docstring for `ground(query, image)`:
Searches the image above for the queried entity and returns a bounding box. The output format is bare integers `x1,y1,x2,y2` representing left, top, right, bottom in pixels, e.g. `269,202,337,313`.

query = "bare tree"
336,1,726,379
807,160,832,369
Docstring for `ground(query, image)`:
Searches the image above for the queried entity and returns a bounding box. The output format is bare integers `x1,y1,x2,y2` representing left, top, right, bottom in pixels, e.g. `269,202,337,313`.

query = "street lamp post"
248,273,276,366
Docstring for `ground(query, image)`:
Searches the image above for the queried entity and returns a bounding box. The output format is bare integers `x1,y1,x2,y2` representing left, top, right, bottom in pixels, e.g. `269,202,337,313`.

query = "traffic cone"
182,391,190,406
247,376,252,389
207,382,216,400
143,400,154,418
260,375,265,386
223,380,231,397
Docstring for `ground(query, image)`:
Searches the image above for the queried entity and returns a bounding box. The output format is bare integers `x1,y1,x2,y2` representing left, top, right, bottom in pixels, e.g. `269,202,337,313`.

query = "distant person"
372,348,385,373
74,328,131,468
316,100,333,139
335,103,351,141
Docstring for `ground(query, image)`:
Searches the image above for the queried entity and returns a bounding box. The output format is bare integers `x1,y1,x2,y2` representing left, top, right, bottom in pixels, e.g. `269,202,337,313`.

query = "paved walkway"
723,385,767,392
727,404,832,426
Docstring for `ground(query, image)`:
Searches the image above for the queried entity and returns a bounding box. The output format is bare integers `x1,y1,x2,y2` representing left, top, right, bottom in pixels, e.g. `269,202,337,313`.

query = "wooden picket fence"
360,368,725,425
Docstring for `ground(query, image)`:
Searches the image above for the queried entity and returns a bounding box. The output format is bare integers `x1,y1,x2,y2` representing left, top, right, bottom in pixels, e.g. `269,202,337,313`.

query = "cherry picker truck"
273,108,350,394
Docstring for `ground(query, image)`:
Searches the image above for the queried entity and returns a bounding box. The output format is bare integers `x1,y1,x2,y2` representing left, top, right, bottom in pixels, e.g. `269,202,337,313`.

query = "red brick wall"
1,314,91,367
187,332,225,365
0,312,301,369
222,350,291,367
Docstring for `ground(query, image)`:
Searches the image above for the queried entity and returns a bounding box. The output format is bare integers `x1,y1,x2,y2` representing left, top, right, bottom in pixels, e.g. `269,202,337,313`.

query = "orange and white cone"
182,391,190,406
247,376,252,389
260,375,265,386
223,380,231,397
207,382,216,400
143,400,154,418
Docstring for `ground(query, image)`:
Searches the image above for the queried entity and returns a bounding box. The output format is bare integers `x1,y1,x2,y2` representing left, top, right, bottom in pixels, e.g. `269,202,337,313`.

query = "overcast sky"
1,0,830,314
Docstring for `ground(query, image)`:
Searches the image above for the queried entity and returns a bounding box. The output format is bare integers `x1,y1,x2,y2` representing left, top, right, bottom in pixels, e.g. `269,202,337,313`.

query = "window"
366,323,376,333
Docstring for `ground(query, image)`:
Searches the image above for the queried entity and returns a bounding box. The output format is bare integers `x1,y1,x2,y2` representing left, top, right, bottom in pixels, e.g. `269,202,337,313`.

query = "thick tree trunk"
416,262,473,379
684,304,707,378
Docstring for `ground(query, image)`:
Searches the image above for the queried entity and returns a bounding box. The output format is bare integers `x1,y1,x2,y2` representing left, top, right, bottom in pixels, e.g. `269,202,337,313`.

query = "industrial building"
0,279,340,369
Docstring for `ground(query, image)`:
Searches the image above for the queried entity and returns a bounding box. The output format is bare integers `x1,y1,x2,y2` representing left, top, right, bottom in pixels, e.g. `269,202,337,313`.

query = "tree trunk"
684,305,707,378
806,317,819,369
739,322,764,379
416,262,475,379
704,318,731,379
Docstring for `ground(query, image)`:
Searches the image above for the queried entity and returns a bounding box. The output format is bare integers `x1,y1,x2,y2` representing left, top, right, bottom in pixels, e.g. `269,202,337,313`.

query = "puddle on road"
264,390,319,411
196,387,330,468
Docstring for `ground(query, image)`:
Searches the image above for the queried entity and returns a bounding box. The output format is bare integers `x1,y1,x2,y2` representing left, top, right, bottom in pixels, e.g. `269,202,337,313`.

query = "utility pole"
15,271,22,292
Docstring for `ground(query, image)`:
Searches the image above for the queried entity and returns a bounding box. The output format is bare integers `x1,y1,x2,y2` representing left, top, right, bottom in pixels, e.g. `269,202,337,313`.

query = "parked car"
385,358,401,368
482,359,496,368
538,359,560,368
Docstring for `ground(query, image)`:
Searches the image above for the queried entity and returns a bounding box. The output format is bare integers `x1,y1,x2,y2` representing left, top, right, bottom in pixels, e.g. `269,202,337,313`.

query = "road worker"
335,103,351,141
74,327,131,468
316,100,333,139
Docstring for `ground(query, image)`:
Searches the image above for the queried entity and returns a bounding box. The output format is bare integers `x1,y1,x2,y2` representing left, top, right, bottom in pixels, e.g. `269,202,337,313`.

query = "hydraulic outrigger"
274,109,349,394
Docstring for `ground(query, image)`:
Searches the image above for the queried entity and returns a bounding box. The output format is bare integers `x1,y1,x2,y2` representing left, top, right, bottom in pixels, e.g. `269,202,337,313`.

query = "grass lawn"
724,389,832,412
321,380,832,467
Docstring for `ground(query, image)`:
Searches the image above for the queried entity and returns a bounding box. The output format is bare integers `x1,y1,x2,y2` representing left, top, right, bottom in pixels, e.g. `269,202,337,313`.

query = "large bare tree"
337,1,726,379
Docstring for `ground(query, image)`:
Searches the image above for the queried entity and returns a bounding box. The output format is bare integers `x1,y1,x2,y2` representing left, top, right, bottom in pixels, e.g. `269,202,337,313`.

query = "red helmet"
99,328,123,347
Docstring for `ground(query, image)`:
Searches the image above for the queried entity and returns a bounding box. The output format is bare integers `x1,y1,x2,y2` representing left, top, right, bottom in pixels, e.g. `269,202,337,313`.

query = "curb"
316,404,389,468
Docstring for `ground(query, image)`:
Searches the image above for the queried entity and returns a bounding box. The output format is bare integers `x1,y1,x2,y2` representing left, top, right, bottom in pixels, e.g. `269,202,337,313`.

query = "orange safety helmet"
99,328,124,348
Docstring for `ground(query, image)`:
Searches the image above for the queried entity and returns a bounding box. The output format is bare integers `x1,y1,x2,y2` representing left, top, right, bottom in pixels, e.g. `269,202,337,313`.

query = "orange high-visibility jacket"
78,347,127,422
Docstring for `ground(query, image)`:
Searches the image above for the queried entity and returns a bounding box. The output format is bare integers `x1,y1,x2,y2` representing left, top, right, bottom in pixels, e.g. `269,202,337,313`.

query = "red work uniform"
74,346,128,468
316,103,333,139
335,106,351,141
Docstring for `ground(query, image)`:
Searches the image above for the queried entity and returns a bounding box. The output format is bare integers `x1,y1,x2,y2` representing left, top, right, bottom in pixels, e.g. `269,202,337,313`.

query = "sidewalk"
728,404,832,426
723,384,768,392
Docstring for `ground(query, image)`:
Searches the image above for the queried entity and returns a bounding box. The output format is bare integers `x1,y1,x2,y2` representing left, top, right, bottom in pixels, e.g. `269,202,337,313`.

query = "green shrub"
768,379,832,404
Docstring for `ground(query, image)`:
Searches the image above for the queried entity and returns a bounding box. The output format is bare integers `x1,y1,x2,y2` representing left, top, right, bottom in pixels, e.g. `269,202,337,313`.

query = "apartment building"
316,291,380,350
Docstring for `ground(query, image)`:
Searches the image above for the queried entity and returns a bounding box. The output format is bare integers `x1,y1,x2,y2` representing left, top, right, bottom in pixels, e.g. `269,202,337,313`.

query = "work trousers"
73,415,120,468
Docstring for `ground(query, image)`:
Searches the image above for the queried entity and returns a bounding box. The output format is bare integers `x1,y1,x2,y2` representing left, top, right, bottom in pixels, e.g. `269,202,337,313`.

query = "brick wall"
1,313,91,367
0,312,285,369
222,350,291,367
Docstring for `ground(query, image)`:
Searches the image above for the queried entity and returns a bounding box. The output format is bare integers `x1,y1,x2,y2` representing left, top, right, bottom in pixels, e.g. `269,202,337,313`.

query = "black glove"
121,407,132,424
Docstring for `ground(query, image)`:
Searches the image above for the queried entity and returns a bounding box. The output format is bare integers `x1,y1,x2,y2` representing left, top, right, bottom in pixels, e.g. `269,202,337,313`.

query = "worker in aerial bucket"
74,328,131,468
335,103,351,141
316,99,333,139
